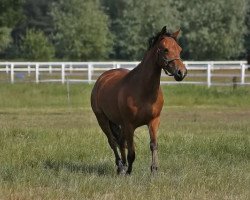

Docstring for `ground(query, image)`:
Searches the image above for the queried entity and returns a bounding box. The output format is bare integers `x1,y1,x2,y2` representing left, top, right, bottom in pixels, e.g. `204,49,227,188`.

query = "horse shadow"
44,159,114,176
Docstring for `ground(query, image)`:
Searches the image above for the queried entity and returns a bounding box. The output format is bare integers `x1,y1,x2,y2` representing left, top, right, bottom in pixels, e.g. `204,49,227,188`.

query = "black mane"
148,28,173,50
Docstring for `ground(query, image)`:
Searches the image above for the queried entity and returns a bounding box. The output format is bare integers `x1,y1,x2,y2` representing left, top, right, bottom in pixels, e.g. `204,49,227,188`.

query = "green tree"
51,0,113,60
20,29,55,60
0,0,24,56
245,0,250,62
0,27,12,54
14,0,55,36
174,0,247,60
0,0,24,27
111,0,180,60
9,0,56,58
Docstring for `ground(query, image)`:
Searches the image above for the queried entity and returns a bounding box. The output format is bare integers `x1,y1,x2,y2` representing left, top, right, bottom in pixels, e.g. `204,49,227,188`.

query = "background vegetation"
0,0,249,61
0,84,250,199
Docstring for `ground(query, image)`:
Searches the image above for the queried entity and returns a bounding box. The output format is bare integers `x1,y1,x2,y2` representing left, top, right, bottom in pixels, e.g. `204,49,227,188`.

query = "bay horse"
91,26,187,175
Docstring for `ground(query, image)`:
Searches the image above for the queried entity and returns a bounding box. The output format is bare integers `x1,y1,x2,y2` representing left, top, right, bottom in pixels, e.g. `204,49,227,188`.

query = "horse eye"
164,48,168,53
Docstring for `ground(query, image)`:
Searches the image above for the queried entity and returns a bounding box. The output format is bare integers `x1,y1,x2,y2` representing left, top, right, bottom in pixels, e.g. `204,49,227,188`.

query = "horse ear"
171,29,181,40
160,26,167,34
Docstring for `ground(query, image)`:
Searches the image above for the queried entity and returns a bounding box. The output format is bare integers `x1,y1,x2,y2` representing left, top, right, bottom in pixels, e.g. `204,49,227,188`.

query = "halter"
157,48,182,76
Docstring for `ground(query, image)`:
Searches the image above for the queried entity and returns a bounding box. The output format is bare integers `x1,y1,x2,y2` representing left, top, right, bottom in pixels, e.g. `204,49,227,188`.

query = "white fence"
0,61,249,87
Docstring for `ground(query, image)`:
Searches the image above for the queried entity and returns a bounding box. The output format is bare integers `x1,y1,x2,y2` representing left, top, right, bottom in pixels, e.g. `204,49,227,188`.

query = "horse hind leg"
109,121,122,145
121,125,135,175
109,121,127,174
94,112,125,174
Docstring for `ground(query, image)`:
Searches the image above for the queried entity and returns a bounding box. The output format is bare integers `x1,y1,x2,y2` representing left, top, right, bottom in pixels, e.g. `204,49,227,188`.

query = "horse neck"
130,48,162,98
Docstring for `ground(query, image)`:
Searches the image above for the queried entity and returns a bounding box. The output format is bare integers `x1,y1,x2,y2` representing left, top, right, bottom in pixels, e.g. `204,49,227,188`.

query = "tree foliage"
0,0,24,54
0,0,24,27
245,0,250,61
0,0,249,61
19,0,55,35
20,29,55,60
175,0,247,60
0,27,12,53
110,0,180,60
51,0,113,60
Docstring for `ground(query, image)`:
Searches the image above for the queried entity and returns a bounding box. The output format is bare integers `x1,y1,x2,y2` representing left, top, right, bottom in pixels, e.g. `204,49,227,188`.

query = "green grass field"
0,83,250,199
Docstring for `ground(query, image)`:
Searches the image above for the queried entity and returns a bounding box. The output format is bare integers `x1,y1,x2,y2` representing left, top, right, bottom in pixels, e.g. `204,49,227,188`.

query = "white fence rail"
0,61,249,87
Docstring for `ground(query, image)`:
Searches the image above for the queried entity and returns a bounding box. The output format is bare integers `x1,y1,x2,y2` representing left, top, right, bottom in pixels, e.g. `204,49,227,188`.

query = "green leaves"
112,0,180,60
178,0,247,60
0,27,12,53
51,0,113,60
0,0,249,60
0,0,24,27
20,29,55,61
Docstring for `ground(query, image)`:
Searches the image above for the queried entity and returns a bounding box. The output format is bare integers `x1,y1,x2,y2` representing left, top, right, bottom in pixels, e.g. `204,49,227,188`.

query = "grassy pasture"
0,83,250,199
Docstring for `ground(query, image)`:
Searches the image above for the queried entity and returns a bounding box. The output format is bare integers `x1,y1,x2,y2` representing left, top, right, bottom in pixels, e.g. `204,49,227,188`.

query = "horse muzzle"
174,69,187,81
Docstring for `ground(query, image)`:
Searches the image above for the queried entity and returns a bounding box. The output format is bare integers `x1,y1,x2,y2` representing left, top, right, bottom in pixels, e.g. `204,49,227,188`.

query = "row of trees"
0,0,249,61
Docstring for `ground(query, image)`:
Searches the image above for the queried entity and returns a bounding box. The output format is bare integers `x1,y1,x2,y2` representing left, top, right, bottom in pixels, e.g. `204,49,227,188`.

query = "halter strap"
157,48,182,76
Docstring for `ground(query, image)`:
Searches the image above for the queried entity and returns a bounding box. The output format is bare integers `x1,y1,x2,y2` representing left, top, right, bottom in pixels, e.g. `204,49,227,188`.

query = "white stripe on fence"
0,61,249,87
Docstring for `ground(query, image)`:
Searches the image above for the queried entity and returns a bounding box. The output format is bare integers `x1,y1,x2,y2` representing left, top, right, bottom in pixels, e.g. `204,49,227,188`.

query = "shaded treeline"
0,0,249,61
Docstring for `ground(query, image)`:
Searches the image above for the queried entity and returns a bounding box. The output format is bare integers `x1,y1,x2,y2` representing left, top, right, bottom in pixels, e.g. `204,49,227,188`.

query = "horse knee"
150,142,158,151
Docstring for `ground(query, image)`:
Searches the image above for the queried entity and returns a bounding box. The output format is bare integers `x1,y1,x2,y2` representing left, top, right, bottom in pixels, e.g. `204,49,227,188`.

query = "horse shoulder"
126,96,139,116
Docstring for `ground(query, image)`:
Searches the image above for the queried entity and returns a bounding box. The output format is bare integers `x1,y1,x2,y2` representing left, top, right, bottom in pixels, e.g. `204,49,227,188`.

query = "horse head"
154,26,187,81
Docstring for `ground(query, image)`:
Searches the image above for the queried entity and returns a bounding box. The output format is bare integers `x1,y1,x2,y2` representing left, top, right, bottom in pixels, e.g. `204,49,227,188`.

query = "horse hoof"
151,166,158,175
117,169,126,175
126,169,132,175
117,165,127,175
125,171,131,175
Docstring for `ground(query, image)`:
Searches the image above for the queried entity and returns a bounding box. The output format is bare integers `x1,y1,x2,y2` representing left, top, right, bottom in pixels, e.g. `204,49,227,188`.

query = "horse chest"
125,96,163,125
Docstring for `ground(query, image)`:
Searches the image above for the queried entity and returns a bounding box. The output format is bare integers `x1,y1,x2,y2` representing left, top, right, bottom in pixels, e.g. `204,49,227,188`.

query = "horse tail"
109,121,122,145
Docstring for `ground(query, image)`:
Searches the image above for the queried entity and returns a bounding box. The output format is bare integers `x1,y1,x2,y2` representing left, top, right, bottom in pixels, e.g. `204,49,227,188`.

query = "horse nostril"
177,70,182,77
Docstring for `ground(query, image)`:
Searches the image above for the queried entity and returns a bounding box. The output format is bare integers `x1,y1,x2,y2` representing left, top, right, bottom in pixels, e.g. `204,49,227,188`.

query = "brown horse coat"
91,26,187,174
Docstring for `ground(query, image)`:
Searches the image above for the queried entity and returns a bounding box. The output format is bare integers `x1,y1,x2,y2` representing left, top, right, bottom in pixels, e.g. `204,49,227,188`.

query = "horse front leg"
148,117,160,174
122,125,135,175
117,136,127,175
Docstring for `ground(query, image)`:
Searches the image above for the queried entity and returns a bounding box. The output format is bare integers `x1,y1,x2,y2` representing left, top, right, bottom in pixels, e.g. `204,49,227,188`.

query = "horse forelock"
148,29,174,50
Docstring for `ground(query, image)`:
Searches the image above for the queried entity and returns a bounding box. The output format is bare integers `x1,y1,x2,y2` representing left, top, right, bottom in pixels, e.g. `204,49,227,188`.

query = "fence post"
49,65,52,74
61,63,65,84
6,64,9,74
35,63,39,83
28,64,31,77
10,63,14,84
207,63,211,88
69,63,73,73
241,63,245,85
112,62,116,69
88,63,93,84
